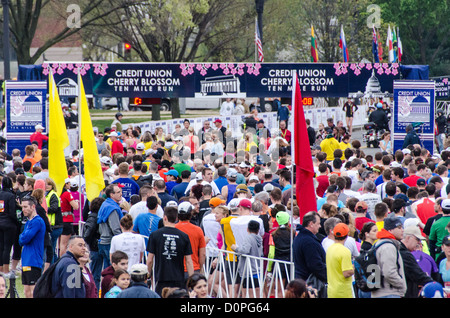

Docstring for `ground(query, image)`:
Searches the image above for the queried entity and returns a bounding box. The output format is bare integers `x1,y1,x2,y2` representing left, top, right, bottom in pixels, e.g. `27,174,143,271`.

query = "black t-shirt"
147,226,192,283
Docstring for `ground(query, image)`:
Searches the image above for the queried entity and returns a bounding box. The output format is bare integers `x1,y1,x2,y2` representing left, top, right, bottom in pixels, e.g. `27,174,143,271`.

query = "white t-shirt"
110,232,146,271
322,236,360,258
202,213,221,257
230,214,265,247
129,201,164,220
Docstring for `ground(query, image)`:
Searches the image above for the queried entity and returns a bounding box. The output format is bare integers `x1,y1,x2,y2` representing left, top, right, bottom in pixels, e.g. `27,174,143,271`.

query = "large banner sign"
42,62,400,99
5,81,48,154
392,80,435,154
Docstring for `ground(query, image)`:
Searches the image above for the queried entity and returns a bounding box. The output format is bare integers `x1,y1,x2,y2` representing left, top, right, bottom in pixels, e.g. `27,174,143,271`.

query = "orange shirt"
175,220,206,271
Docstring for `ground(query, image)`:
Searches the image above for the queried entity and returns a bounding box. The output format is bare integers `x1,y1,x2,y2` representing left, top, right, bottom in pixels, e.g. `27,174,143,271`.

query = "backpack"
354,240,399,292
33,255,70,298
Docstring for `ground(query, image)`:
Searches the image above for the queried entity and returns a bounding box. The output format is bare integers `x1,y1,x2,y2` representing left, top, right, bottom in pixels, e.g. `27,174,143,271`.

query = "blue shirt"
112,177,140,202
19,214,46,268
213,176,228,192
171,182,189,200
133,213,162,244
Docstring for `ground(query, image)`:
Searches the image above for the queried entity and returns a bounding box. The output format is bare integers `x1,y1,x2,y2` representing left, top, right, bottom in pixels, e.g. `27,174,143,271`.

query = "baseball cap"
441,199,450,210
166,201,178,208
443,235,450,246
213,119,222,123
227,198,241,210
355,201,368,212
238,198,252,209
248,175,259,183
129,264,148,276
178,201,193,215
35,124,44,130
333,223,349,238
417,178,426,186
404,225,424,240
209,197,226,208
276,211,290,226
195,173,203,181
109,131,118,137
164,169,179,177
236,184,248,194
384,217,403,231
100,156,112,165
70,179,79,188
136,143,145,150
227,168,238,178
263,183,274,193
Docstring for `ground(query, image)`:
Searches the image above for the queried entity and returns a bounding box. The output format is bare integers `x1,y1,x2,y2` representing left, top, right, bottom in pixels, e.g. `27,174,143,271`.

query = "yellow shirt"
320,137,340,161
326,242,354,298
339,141,351,159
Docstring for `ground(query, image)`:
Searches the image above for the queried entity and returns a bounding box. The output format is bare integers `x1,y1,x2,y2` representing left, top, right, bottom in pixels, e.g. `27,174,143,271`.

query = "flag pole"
255,17,257,63
289,71,296,278
77,70,83,230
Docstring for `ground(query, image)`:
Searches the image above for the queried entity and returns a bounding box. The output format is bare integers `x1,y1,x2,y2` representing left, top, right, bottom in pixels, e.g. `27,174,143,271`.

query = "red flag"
292,73,317,221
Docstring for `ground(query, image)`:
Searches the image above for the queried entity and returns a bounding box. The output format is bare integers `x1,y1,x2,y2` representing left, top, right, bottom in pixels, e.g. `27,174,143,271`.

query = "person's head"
302,211,320,234
164,206,179,224
146,195,159,211
333,223,349,241
186,273,208,298
384,217,404,240
111,269,130,290
67,235,87,259
105,184,123,203
285,279,311,298
402,225,424,251
247,220,260,235
359,222,378,243
323,217,341,236
111,250,129,271
374,202,389,221
21,195,38,218
119,214,133,232
129,264,148,283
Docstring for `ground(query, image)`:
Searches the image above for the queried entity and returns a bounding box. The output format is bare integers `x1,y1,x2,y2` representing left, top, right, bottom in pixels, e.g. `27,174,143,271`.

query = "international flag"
255,17,264,62
48,71,70,195
386,25,394,63
78,73,105,201
372,27,379,63
397,27,403,63
392,27,398,62
378,30,383,62
339,25,349,62
311,25,319,62
291,73,317,221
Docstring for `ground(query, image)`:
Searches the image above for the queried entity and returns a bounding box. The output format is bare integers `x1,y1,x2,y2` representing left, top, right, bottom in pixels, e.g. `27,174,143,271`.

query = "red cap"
214,119,222,123
238,199,252,209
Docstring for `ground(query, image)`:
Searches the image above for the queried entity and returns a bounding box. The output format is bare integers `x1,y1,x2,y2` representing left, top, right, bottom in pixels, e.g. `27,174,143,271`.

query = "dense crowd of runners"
0,99,449,299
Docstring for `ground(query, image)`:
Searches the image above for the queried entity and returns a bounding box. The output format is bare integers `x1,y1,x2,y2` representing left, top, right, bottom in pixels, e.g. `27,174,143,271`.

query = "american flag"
255,18,264,62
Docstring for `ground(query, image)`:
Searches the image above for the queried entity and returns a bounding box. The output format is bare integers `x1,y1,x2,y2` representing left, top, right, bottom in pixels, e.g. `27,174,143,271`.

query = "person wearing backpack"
51,235,87,298
371,217,407,298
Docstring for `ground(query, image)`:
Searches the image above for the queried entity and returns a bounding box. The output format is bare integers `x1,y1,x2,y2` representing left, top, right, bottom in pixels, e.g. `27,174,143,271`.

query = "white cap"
136,143,145,150
109,131,118,137
35,124,44,130
100,156,112,164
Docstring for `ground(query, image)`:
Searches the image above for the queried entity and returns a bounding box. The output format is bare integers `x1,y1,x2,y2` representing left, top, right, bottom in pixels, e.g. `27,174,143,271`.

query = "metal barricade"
203,247,293,298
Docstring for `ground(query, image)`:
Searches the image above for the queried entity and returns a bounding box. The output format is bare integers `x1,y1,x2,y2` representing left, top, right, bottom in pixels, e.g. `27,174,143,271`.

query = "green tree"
376,0,450,76
2,0,133,65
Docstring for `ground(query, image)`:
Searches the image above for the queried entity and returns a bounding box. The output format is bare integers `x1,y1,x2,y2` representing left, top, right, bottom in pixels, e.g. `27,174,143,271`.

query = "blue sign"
5,81,48,154
41,62,400,99
392,80,435,154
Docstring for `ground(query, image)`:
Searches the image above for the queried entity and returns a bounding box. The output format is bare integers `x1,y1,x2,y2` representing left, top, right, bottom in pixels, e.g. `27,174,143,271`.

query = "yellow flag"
78,73,105,201
48,71,70,195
